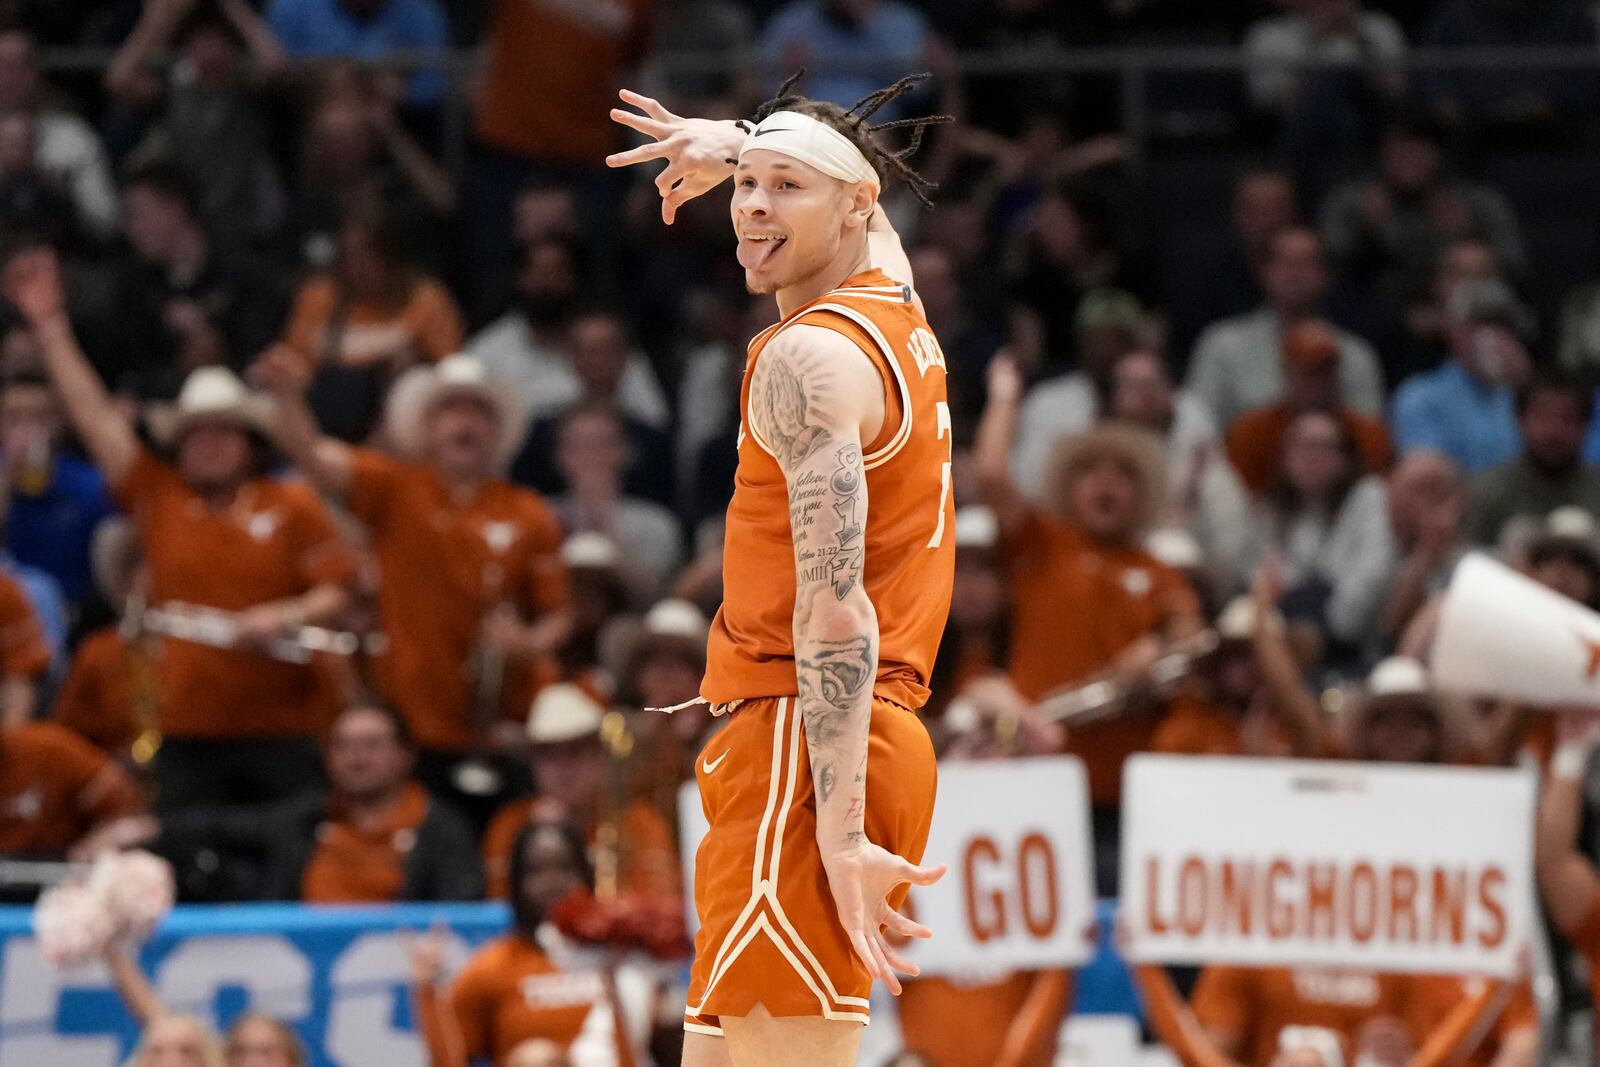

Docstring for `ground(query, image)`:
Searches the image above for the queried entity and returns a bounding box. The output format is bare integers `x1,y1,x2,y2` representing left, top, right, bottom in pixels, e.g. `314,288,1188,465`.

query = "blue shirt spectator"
1391,280,1530,473
760,0,930,115
266,0,449,105
6,454,115,605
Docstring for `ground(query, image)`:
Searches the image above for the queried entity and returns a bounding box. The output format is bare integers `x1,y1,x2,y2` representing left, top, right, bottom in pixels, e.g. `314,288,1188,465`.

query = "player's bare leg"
681,1031,734,1067
723,1006,862,1067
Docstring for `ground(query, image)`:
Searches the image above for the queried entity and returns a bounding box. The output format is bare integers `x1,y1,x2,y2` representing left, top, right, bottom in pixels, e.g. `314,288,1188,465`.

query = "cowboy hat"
384,354,530,469
146,366,274,446
1040,421,1168,534
526,682,606,744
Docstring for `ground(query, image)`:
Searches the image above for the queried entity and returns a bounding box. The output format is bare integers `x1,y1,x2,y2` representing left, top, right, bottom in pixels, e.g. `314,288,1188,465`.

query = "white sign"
678,757,1097,977
1120,755,1536,978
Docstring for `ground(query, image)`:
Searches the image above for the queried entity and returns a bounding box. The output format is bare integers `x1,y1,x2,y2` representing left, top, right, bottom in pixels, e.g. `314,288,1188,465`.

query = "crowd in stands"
8,0,1600,1065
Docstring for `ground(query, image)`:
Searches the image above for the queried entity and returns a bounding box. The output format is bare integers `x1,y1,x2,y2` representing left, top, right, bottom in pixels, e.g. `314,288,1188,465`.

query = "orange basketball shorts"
683,694,938,1036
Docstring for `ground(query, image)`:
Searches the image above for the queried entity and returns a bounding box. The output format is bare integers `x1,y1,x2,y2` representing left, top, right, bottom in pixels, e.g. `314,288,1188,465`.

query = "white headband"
739,111,880,189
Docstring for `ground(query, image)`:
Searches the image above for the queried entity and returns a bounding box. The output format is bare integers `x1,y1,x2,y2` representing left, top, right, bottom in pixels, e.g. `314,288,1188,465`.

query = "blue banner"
0,901,1139,1066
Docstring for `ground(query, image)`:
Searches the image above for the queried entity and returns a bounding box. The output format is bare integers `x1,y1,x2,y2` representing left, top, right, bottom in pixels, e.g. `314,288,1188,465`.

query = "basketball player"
608,77,955,1067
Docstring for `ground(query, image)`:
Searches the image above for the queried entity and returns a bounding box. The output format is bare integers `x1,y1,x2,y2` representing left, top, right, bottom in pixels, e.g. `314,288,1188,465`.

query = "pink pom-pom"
33,882,116,968
89,850,175,942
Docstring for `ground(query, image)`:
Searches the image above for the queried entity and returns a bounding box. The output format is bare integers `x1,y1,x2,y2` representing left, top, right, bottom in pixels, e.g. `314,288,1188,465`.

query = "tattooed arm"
749,324,945,995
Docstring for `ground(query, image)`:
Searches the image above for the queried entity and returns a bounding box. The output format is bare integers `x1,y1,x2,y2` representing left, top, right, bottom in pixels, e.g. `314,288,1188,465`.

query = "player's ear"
845,181,878,228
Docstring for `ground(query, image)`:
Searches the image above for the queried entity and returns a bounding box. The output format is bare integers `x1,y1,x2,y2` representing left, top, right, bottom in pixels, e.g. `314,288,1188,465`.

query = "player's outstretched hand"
606,89,747,225
821,841,946,995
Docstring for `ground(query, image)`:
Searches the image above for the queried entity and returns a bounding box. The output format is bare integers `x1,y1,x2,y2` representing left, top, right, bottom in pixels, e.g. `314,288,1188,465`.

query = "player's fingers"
609,108,672,140
877,934,920,979
618,88,681,122
898,859,947,887
604,141,673,168
662,187,693,226
882,906,933,941
654,161,688,197
866,933,902,995
847,928,886,983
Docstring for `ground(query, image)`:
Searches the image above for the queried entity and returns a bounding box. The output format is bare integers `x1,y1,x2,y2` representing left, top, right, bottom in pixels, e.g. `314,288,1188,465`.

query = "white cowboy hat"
526,682,605,744
146,367,274,446
384,354,529,470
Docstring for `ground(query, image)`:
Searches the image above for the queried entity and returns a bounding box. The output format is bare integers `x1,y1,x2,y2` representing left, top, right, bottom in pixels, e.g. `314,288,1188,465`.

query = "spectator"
0,528,58,725
0,27,118,241
465,0,649,317
1226,319,1391,496
1244,0,1407,194
266,0,450,107
897,969,1071,1067
673,285,755,513
1392,236,1506,385
0,110,80,249
1006,181,1145,369
411,818,655,1067
466,241,663,428
104,0,287,250
760,0,932,117
510,310,674,505
274,206,463,442
550,405,682,598
255,349,571,819
977,356,1204,890
245,703,481,902
0,370,115,604
1463,370,1600,547
0,720,146,859
1321,114,1527,302
105,945,307,1067
1187,227,1384,429
1168,165,1300,358
1238,410,1396,657
288,70,456,272
1420,0,1598,132
641,0,758,112
1105,347,1253,577
7,248,356,813
481,683,677,901
1377,449,1467,643
83,163,282,400
1391,278,1531,473
51,518,154,761
1536,708,1600,1061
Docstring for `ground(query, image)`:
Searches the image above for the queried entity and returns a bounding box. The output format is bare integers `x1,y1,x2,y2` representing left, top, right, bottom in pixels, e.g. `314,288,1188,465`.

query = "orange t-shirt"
348,451,568,751
1401,974,1537,1067
447,936,615,1062
0,570,50,680
0,722,143,853
474,0,651,164
51,627,144,755
298,782,430,904
482,794,678,900
703,270,955,712
1226,404,1391,496
114,451,358,740
281,275,464,369
1002,511,1201,805
898,971,1071,1067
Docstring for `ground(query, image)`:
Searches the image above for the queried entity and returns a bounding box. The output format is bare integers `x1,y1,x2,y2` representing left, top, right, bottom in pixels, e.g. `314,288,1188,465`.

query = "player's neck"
775,239,873,318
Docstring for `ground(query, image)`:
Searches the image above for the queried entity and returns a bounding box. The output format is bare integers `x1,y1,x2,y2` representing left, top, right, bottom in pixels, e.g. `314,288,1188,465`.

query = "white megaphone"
1432,552,1600,707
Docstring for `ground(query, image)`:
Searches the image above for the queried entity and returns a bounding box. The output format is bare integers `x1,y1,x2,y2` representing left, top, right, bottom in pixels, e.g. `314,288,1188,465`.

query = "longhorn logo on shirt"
1290,968,1380,1006
481,521,519,555
2,786,41,821
518,969,606,1009
247,510,283,542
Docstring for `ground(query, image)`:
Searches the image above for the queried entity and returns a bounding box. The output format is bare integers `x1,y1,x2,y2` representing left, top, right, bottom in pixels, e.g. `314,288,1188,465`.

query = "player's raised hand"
607,89,747,225
821,841,945,995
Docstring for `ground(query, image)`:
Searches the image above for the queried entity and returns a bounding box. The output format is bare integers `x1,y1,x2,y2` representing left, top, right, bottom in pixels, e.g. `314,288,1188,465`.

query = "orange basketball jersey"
702,268,955,712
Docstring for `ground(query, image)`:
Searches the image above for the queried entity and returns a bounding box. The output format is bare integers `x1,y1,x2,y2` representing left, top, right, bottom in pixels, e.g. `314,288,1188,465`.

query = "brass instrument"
453,564,511,798
138,602,369,664
593,709,636,902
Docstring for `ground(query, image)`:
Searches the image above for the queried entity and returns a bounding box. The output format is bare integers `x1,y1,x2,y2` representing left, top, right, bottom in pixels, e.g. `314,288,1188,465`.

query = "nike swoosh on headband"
751,128,794,137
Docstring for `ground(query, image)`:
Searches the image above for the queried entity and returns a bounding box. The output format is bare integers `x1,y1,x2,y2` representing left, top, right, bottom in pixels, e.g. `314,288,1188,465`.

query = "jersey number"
927,401,953,549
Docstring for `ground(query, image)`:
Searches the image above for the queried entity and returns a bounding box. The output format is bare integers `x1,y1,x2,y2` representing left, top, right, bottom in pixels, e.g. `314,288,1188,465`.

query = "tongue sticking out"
737,237,785,272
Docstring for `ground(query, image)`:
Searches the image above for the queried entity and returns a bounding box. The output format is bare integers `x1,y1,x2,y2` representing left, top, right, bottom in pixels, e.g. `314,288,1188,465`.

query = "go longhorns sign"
1119,755,1536,978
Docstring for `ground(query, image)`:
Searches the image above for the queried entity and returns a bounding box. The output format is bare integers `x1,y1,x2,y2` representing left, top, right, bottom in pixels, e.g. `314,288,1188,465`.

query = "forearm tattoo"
750,341,878,837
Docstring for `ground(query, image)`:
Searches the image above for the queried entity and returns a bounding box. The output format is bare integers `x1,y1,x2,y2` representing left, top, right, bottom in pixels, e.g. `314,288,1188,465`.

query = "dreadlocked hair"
752,71,953,208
